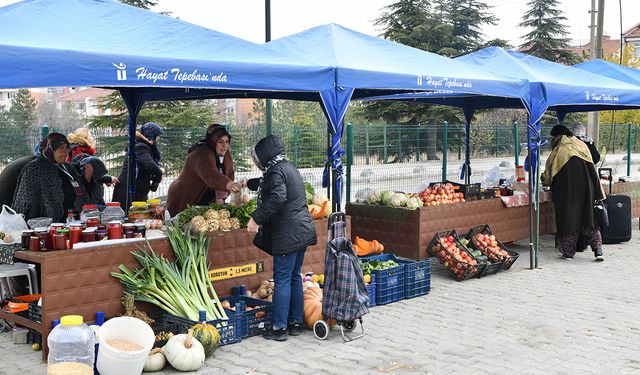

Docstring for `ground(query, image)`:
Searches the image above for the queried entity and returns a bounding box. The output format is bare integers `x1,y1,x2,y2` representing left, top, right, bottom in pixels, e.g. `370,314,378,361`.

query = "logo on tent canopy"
113,63,127,81
584,90,619,102
417,76,473,89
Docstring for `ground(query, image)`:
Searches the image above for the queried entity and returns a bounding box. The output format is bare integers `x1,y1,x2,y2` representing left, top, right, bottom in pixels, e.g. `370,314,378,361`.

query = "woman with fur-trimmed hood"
112,122,164,207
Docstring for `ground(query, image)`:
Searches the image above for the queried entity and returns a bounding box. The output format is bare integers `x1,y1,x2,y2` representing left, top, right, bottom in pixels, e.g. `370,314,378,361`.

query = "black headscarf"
38,133,69,162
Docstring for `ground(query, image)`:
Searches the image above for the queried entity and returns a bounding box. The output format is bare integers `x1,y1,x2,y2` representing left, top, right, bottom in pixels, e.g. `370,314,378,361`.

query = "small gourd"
163,329,205,372
143,348,166,372
191,321,221,357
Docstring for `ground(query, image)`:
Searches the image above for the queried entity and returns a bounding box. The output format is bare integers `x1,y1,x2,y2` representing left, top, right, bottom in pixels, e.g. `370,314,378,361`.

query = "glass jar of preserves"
95,230,107,241
122,223,135,238
81,228,96,243
107,221,123,240
128,201,151,223
147,199,165,220
69,223,84,247
80,205,101,227
134,223,146,238
101,202,126,224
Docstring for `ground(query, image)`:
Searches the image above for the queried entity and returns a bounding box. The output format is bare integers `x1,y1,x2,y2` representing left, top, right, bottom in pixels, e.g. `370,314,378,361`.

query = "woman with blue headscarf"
112,122,164,207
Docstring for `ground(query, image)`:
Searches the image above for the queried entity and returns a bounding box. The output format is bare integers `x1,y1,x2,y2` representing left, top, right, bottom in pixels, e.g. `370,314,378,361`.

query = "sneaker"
594,248,604,262
263,327,287,341
288,323,304,336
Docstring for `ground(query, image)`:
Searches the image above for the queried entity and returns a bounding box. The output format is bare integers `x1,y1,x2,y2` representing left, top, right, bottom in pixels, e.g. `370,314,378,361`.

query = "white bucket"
96,317,154,375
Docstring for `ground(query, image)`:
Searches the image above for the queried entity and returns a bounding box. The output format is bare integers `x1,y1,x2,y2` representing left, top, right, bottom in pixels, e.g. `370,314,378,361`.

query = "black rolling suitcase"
599,168,632,244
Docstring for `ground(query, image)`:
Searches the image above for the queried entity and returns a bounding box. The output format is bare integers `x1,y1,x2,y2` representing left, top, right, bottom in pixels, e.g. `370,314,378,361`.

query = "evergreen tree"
519,0,580,64
8,89,37,128
365,0,498,160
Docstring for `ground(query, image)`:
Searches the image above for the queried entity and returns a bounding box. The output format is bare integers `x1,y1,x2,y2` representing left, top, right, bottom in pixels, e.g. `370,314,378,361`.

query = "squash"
303,287,336,329
191,321,221,358
143,348,166,372
163,329,205,372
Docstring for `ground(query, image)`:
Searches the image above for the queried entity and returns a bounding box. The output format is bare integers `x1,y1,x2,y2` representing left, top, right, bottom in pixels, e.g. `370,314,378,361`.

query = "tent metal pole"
527,129,534,270
535,146,541,268
264,0,272,136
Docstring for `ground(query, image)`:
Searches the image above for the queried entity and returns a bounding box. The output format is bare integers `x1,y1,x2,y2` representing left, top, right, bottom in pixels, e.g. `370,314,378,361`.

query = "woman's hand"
247,218,259,233
226,180,242,193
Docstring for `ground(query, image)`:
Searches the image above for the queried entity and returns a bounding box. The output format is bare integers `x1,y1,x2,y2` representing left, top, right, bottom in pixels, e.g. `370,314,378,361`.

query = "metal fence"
0,122,637,205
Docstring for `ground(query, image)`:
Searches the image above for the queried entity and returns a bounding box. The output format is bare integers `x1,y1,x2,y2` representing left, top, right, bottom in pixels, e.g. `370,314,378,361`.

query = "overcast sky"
2,0,640,48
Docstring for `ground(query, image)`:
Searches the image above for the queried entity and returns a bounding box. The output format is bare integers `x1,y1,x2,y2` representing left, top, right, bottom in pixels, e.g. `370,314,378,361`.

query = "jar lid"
69,222,84,227
56,229,69,233
123,223,135,227
108,220,122,224
34,227,48,232
60,315,83,326
132,201,147,207
50,223,66,227
82,205,98,210
106,202,121,207
22,229,34,233
147,199,161,204
82,228,96,233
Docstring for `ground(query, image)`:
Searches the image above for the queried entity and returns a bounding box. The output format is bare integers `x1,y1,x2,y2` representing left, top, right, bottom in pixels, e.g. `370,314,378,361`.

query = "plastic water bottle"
47,315,95,375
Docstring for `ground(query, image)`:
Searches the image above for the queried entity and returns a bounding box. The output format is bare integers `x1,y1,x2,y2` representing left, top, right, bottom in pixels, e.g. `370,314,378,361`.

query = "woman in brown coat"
167,124,241,216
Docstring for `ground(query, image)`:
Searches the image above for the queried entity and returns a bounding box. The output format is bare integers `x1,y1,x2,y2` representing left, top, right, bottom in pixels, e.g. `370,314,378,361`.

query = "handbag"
252,226,272,255
594,200,609,229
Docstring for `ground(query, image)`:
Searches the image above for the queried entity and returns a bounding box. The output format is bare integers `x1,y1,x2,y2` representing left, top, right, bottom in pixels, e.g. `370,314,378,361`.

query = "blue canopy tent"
378,46,640,267
574,59,640,86
0,0,342,210
265,25,530,209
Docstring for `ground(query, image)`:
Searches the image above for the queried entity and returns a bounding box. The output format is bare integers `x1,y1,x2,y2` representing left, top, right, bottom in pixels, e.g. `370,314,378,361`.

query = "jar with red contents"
107,221,123,240
80,205,101,227
69,223,84,247
49,223,65,250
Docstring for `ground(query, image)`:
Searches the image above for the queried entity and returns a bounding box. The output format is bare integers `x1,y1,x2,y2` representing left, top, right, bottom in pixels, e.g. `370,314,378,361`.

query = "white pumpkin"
163,329,205,372
143,348,166,372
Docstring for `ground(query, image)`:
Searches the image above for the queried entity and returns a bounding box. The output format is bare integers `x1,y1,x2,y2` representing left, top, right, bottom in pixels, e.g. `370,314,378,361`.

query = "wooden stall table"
0,218,344,360
347,181,640,261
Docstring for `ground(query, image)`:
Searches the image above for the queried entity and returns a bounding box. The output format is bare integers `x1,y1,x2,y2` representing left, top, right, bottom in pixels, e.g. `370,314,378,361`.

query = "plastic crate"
360,254,405,305
365,274,376,307
220,295,272,339
158,310,240,346
396,258,431,298
466,225,520,271
428,230,485,281
28,303,41,323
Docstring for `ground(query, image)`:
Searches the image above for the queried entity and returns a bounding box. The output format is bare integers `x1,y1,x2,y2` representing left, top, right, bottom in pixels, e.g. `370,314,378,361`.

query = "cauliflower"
204,209,220,221
206,219,220,232
230,217,241,230
312,192,327,206
219,218,232,231
380,191,395,205
218,209,231,219
190,216,208,233
389,193,408,208
406,196,423,210
366,191,382,205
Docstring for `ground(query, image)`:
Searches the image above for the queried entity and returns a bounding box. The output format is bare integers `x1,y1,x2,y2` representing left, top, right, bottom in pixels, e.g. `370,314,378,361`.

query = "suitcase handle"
598,168,613,194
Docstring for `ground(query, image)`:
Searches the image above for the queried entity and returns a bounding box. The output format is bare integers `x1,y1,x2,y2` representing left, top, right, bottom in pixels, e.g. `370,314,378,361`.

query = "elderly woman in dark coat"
541,125,605,261
246,135,317,341
12,133,88,222
112,122,164,207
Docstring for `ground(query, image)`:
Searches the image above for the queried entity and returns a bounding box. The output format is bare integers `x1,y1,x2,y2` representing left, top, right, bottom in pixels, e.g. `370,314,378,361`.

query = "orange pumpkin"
303,287,336,329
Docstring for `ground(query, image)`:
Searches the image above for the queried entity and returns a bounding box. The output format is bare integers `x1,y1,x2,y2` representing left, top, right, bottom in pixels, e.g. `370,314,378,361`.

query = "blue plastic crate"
366,274,376,307
396,258,431,299
159,310,241,346
220,295,272,339
360,254,405,305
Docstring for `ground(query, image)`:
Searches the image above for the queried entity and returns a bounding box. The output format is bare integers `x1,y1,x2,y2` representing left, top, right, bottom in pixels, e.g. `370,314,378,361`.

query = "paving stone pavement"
2,222,640,375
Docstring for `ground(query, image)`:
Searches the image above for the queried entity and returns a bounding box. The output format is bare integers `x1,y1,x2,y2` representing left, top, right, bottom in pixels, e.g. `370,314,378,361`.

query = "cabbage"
406,197,423,210
389,193,408,208
312,192,327,206
380,191,395,205
366,191,382,205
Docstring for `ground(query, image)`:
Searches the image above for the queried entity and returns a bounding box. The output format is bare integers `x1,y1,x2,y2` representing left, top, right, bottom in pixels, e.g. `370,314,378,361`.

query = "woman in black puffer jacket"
246,135,317,341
